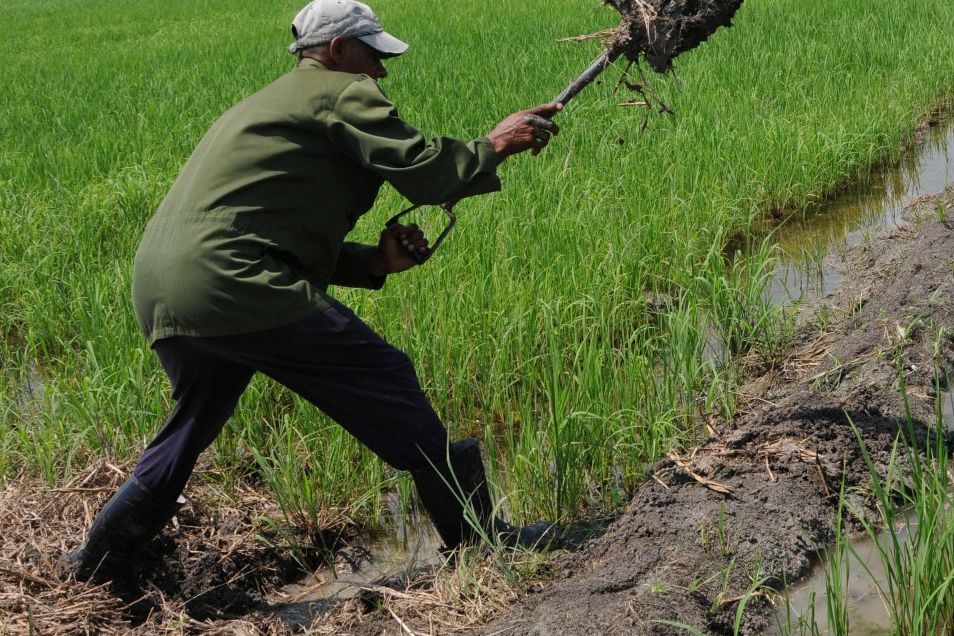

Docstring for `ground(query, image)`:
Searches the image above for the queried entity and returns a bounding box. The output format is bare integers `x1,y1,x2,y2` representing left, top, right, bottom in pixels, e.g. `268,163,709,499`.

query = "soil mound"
481,191,954,635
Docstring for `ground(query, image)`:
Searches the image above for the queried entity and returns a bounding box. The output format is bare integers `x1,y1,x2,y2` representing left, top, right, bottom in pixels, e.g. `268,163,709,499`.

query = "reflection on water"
941,389,954,434
768,123,954,304
770,511,918,636
266,502,442,628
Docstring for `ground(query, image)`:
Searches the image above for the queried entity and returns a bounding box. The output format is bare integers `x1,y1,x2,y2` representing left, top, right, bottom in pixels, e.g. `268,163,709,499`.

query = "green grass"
2,0,953,531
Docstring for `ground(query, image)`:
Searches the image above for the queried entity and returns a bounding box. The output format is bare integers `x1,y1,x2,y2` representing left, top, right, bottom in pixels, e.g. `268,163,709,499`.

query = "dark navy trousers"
133,300,449,502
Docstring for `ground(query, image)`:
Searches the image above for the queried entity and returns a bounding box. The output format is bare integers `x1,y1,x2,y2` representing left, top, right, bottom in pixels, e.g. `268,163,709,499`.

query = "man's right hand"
487,102,563,159
369,222,429,276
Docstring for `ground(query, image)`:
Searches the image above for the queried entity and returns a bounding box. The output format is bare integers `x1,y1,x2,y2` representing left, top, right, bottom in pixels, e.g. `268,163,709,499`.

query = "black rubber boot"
410,438,559,551
68,475,182,581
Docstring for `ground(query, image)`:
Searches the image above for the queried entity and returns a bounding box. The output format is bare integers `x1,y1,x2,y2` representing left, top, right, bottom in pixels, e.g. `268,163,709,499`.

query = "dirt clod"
607,0,745,71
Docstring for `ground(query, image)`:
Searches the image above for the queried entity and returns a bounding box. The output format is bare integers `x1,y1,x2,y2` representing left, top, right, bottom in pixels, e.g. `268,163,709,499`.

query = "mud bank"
480,188,954,635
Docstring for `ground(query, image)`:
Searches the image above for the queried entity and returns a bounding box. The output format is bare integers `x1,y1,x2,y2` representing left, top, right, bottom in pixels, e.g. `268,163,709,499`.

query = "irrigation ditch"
4,0,954,632
307,122,954,635
472,125,954,635
476,194,954,635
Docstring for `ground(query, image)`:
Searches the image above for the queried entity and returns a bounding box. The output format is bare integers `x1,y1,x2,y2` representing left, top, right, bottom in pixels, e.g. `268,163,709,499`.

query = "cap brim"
356,30,408,58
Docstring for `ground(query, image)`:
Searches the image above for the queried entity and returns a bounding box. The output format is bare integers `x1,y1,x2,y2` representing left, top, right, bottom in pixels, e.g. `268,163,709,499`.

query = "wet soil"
607,0,745,71
478,188,954,635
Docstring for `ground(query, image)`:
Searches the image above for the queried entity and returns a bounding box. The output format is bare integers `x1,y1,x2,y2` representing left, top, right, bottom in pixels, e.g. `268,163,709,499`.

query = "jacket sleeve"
325,77,503,205
329,242,386,289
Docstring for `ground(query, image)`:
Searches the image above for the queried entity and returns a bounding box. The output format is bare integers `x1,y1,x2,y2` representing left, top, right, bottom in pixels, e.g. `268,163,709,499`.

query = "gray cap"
289,0,409,57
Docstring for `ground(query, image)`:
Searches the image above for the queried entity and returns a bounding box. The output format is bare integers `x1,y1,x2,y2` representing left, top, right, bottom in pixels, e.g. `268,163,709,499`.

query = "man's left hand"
369,223,429,276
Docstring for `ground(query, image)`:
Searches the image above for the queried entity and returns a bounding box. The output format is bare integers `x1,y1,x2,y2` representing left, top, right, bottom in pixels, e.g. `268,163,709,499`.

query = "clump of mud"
607,0,745,71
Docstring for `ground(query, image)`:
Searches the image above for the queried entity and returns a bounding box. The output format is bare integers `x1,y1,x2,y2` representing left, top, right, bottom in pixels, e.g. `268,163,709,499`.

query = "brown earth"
607,0,745,71
478,188,954,635
1,190,951,635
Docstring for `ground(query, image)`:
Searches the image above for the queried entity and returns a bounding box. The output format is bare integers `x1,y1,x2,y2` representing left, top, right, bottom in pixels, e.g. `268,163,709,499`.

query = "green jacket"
133,58,501,344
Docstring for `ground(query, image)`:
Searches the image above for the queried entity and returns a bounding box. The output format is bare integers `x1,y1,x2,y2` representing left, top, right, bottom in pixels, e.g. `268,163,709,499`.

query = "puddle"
266,504,442,628
941,389,954,433
768,122,954,305
772,388,953,635
770,511,919,636
14,357,46,412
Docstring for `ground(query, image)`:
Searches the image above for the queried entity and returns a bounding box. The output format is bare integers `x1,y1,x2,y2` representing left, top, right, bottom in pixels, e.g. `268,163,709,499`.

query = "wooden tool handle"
552,50,622,108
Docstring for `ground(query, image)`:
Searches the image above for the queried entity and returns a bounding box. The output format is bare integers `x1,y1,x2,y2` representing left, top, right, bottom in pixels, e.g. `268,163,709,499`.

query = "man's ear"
328,36,346,64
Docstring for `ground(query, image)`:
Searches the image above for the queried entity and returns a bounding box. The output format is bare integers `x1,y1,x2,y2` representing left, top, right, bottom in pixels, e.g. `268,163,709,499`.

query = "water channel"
767,121,953,305
771,388,953,635
766,121,953,634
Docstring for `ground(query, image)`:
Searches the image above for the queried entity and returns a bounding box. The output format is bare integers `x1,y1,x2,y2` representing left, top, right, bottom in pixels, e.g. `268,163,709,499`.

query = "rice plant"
2,0,953,530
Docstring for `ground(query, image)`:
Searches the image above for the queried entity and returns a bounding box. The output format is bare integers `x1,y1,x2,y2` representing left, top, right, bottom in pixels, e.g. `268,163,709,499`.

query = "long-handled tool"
388,0,745,262
384,51,619,263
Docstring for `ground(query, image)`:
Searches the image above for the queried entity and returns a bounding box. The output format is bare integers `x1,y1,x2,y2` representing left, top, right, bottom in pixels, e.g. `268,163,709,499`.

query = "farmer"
68,0,561,580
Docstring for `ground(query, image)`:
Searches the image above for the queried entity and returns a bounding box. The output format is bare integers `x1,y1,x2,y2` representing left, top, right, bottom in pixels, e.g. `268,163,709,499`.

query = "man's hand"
369,223,429,276
487,102,563,159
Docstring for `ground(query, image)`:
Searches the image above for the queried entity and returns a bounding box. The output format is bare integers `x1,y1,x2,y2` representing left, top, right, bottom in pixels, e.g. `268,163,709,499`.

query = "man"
69,0,562,580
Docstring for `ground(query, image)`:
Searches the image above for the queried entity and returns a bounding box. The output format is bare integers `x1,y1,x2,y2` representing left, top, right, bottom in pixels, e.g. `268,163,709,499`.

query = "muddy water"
266,505,442,627
14,357,45,412
764,125,953,634
767,123,953,304
769,511,919,636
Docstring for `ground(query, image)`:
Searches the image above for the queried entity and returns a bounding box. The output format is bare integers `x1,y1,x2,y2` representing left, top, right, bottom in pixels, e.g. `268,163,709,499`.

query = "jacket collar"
296,57,328,71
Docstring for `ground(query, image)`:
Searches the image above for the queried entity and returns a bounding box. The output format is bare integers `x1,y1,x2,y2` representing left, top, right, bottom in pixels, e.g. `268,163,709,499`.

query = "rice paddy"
2,0,954,631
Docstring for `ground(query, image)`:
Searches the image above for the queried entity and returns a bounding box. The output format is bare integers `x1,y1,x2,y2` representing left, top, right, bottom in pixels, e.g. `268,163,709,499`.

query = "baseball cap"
288,0,409,57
